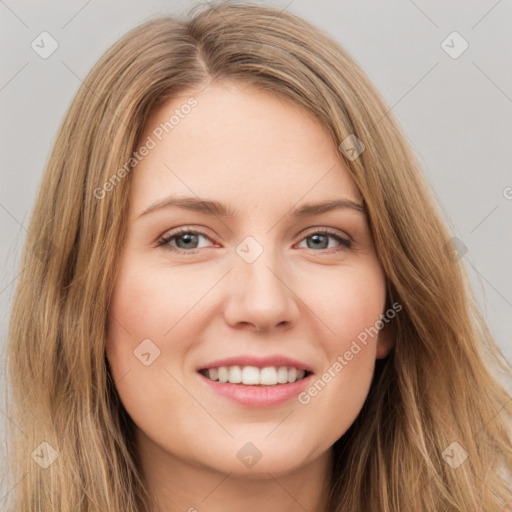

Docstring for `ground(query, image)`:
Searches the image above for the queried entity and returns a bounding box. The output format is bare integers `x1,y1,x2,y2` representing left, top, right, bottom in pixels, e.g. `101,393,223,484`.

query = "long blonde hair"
4,2,511,511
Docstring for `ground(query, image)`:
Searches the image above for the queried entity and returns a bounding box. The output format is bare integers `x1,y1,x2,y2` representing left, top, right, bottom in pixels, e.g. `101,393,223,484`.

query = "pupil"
177,233,198,249
309,234,327,249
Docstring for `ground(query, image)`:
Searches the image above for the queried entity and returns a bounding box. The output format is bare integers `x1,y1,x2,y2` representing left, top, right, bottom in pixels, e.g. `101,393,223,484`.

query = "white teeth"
241,366,260,385
218,367,228,383
204,365,308,385
228,365,242,384
260,367,277,385
276,366,289,383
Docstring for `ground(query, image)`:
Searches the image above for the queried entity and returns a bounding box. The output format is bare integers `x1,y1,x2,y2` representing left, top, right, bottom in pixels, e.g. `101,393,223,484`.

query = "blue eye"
157,229,212,252
297,230,351,251
157,228,351,253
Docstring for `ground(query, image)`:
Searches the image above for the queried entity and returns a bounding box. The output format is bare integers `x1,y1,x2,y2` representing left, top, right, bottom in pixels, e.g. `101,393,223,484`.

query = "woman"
4,2,511,511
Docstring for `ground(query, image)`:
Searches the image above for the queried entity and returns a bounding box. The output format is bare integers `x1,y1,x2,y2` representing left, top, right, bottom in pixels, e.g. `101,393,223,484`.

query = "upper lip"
197,355,314,373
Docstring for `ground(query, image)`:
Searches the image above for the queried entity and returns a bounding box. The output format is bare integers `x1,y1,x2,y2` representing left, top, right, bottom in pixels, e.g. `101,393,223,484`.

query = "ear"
376,321,395,359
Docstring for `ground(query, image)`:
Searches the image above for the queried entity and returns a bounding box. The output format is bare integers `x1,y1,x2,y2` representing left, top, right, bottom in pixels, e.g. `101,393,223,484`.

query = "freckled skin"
106,81,394,512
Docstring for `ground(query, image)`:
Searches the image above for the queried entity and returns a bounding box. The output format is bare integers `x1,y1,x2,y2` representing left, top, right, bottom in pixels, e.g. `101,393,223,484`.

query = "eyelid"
299,226,352,242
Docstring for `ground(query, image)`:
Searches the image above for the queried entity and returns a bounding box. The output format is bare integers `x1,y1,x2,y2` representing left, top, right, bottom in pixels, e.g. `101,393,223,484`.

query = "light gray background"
0,0,511,493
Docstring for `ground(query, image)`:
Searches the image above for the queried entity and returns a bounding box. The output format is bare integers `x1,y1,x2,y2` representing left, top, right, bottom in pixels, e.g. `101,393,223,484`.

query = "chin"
194,438,320,479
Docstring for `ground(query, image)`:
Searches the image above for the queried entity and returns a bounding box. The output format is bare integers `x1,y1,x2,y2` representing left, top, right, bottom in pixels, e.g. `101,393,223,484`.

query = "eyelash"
156,227,352,254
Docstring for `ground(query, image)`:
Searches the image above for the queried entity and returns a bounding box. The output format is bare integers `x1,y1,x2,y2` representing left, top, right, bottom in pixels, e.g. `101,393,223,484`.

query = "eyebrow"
137,195,367,219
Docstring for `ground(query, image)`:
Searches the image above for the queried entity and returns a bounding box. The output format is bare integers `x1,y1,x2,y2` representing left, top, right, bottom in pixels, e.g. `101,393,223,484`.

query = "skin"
106,80,395,512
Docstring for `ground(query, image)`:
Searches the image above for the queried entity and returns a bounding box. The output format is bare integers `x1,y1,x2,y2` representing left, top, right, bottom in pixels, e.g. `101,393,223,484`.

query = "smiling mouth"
198,365,312,386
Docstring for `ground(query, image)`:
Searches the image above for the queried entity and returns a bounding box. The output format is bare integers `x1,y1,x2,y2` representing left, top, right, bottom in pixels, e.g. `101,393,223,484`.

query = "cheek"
106,258,166,385
107,257,211,348
295,262,386,427
105,258,196,444
105,255,219,416
307,261,386,351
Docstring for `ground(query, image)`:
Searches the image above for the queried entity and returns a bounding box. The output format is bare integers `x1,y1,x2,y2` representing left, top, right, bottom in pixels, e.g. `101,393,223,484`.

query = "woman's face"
106,81,393,478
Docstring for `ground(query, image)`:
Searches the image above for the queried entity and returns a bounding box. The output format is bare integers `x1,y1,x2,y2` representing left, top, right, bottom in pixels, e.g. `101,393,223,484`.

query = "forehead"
129,82,362,215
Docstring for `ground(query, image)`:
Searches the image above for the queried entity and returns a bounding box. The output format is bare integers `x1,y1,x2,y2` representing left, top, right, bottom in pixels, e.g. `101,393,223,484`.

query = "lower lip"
197,372,313,407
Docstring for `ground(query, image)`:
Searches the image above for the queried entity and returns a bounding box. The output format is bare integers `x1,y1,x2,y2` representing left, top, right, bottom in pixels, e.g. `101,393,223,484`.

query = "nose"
223,243,300,333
